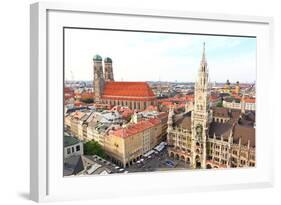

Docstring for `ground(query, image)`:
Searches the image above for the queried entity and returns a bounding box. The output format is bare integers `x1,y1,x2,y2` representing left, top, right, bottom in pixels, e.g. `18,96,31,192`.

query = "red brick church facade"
93,55,157,110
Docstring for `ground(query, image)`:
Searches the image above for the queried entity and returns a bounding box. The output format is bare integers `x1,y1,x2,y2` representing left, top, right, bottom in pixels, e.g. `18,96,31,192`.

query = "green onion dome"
104,57,112,63
93,54,102,62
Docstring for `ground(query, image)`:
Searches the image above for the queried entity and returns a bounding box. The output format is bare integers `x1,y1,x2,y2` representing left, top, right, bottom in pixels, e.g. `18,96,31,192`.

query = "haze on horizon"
64,28,256,84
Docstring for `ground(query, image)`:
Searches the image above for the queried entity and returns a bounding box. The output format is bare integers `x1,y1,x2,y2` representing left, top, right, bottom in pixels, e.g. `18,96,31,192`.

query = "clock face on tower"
196,124,203,140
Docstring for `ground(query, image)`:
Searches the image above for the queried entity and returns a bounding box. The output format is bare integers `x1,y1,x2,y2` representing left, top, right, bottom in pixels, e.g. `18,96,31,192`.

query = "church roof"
102,82,155,99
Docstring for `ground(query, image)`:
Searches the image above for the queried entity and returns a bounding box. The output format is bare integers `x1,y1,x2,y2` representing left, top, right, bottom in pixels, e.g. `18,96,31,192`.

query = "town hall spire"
200,42,208,72
190,42,211,169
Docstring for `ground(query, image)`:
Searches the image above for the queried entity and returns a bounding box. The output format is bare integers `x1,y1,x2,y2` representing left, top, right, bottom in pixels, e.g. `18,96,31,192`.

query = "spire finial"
202,42,206,62
200,42,207,72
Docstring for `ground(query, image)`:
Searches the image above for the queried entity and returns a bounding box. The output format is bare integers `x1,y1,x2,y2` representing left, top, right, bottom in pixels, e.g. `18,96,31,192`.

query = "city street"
125,147,191,173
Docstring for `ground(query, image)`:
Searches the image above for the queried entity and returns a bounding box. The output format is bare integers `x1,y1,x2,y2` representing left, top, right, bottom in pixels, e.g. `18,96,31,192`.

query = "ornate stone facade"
167,43,255,169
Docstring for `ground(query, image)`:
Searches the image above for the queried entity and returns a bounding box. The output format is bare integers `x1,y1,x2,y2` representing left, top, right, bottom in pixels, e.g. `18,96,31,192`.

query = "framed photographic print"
30,2,274,202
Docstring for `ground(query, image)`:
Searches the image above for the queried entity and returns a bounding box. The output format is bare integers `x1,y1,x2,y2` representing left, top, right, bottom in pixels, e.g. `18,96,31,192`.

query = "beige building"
65,111,87,140
65,110,124,144
104,118,162,167
223,96,256,112
65,111,96,141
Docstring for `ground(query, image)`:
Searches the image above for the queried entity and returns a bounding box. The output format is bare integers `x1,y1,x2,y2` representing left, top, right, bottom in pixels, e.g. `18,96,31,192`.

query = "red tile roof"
81,92,93,99
244,98,255,103
144,105,158,112
157,112,168,119
64,87,74,94
102,82,155,99
161,101,173,107
110,118,161,138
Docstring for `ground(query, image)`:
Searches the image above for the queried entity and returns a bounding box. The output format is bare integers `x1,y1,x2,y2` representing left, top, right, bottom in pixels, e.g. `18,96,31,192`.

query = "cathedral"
167,43,255,169
93,55,157,110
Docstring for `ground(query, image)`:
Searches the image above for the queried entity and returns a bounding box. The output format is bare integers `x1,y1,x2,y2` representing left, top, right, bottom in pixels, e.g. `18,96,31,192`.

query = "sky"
64,28,256,83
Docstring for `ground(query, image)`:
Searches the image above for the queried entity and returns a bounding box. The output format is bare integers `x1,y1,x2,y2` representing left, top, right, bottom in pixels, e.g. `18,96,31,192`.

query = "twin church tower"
93,55,114,102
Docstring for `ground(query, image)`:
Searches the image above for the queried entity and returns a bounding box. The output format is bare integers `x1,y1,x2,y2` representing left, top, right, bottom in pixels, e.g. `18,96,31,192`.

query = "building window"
76,145,80,152
240,152,247,158
250,154,255,160
72,147,74,153
67,148,71,154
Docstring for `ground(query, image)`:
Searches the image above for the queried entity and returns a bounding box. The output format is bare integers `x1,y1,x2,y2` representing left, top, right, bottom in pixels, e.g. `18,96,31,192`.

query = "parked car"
165,160,175,167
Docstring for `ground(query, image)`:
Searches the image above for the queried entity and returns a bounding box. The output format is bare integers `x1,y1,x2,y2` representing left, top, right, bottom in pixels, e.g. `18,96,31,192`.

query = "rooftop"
110,118,161,138
174,111,192,130
233,125,255,147
102,82,155,98
63,155,84,176
64,135,81,147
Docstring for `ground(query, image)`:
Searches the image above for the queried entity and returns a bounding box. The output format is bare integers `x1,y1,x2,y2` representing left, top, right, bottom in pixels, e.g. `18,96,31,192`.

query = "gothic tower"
93,54,105,102
191,43,210,169
167,105,175,146
104,57,114,81
167,105,174,132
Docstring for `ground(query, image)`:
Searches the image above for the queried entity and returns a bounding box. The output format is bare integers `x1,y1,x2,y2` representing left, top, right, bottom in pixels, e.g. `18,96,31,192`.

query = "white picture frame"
30,2,274,202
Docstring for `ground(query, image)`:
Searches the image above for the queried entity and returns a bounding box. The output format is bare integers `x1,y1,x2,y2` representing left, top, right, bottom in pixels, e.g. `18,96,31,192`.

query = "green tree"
84,140,105,158
80,98,94,104
216,101,223,107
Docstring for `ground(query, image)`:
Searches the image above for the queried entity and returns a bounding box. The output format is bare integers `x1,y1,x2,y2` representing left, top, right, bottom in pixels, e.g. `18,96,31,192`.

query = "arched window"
206,164,212,169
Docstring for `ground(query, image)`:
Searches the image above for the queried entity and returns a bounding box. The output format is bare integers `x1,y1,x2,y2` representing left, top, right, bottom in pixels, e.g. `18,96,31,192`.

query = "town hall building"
167,43,256,169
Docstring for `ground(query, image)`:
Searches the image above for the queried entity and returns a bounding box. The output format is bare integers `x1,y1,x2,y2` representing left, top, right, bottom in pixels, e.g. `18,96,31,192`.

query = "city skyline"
64,39,256,175
64,28,256,83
